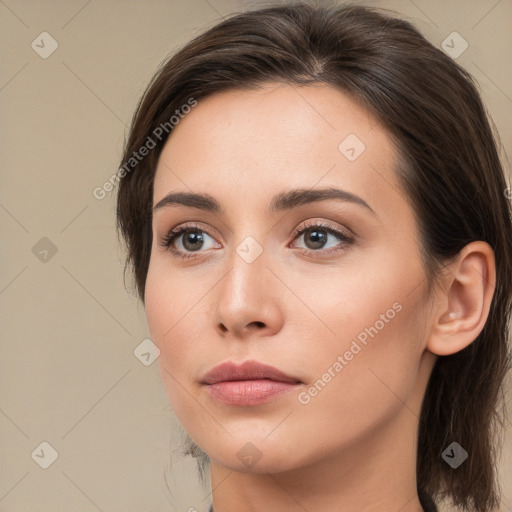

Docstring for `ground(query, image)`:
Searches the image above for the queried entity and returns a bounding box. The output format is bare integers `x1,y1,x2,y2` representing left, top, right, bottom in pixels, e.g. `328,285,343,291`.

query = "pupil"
306,229,326,249
184,230,203,251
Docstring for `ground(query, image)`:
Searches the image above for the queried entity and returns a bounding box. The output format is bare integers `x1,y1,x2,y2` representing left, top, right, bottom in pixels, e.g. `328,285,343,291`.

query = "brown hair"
116,3,512,510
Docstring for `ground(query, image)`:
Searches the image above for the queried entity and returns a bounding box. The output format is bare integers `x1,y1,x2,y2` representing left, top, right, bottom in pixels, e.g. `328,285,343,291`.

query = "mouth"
201,360,302,406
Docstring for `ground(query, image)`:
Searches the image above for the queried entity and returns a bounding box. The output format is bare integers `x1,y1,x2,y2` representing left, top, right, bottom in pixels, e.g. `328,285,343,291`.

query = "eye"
159,222,219,259
290,220,354,255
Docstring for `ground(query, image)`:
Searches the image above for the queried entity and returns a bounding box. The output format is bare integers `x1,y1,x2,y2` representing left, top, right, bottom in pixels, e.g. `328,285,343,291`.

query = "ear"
427,241,496,356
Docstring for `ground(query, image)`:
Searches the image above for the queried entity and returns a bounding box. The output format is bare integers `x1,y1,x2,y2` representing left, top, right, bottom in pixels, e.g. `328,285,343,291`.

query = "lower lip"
206,379,300,406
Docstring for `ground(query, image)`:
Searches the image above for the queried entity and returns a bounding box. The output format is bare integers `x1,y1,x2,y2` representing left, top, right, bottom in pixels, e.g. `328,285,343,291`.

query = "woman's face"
145,83,437,473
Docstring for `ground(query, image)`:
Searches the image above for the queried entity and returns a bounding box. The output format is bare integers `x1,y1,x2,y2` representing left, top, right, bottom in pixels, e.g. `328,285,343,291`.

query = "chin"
200,433,308,474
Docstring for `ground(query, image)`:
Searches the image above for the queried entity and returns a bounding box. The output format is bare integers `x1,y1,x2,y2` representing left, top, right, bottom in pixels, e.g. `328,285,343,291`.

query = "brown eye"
291,221,354,255
160,223,219,259
180,229,206,251
302,227,329,250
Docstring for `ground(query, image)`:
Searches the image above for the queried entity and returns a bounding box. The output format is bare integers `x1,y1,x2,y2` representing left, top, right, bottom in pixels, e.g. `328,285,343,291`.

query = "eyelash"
159,220,354,260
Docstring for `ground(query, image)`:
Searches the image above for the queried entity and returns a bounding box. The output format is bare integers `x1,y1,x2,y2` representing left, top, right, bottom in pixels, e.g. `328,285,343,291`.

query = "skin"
145,83,495,512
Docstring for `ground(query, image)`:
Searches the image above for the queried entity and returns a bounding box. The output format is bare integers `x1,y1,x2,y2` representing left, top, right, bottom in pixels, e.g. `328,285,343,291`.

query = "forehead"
153,83,402,218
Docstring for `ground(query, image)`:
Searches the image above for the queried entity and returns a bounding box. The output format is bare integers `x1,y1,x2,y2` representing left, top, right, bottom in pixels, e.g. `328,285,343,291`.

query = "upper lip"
201,360,302,385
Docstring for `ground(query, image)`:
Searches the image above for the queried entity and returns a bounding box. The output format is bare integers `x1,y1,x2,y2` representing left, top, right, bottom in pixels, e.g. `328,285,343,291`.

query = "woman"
116,3,512,511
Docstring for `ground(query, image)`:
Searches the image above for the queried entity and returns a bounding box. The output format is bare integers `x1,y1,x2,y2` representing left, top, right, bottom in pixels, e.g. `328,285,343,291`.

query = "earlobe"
427,241,496,356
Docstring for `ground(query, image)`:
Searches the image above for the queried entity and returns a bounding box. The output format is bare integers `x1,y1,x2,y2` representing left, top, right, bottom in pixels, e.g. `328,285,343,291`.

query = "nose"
212,246,285,340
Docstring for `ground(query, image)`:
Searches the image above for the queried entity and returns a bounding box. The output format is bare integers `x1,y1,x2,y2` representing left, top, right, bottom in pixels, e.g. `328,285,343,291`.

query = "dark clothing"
418,489,438,512
209,490,438,511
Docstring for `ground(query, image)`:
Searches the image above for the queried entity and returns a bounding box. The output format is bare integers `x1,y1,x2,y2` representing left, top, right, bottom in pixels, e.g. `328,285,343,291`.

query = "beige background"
1,0,511,511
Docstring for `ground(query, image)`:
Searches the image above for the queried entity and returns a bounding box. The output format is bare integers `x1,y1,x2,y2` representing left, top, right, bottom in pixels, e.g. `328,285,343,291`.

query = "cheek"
286,300,426,463
305,279,425,415
293,252,427,410
144,259,213,377
291,250,421,356
145,267,172,349
145,264,189,366
145,265,207,423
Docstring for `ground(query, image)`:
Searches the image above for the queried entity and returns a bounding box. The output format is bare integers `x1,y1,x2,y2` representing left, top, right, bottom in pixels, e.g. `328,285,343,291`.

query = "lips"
201,360,302,385
201,360,302,406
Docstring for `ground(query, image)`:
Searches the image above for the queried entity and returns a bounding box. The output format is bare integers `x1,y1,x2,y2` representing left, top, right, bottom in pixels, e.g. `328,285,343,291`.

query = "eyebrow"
152,187,376,215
